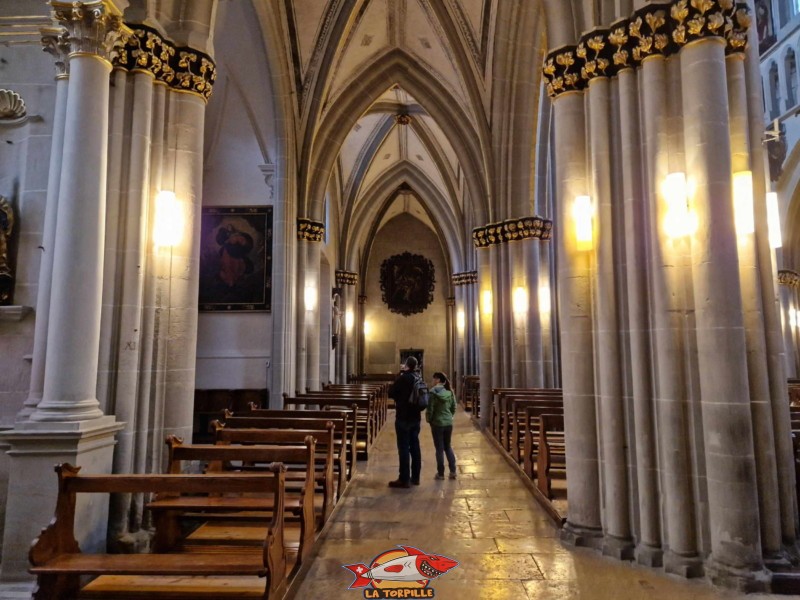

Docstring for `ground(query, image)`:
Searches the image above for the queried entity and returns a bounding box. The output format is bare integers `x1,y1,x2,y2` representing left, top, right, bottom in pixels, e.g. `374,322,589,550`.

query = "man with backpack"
387,356,426,488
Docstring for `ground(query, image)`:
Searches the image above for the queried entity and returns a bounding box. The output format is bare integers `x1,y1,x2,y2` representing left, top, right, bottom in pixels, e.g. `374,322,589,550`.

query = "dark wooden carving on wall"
380,252,435,316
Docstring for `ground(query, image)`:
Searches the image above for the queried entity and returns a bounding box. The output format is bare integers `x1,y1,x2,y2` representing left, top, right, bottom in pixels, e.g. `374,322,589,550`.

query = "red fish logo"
343,546,458,598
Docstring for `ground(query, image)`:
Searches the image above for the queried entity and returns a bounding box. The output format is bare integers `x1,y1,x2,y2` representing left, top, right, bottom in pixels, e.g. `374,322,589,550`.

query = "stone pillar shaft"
305,242,322,391
587,76,632,555
33,53,113,421
682,38,763,578
477,251,492,429
553,92,602,541
295,240,308,394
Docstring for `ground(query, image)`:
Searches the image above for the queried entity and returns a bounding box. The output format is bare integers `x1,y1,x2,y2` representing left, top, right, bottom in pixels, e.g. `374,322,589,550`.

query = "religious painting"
380,252,435,316
756,0,776,54
199,206,272,311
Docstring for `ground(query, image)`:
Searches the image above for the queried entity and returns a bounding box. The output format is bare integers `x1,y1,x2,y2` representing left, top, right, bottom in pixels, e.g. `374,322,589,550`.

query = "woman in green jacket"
426,372,457,480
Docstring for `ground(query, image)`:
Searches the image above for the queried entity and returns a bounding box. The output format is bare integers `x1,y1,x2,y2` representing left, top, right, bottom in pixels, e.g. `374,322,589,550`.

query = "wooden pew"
284,396,375,459
461,375,479,412
295,391,380,435
522,405,566,478
219,412,357,482
492,388,562,449
29,464,287,600
211,424,340,520
163,438,317,567
537,414,566,500
508,397,564,460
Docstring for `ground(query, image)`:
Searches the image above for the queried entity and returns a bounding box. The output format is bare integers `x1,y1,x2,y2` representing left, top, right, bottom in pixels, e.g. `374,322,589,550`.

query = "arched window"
770,62,782,119
779,0,800,27
786,50,798,109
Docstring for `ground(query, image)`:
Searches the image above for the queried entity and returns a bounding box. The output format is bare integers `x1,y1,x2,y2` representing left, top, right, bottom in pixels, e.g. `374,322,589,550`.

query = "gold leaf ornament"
736,8,751,28
691,0,714,14
655,33,669,50
556,51,575,67
707,11,724,32
629,16,643,39
671,0,689,23
687,15,705,35
645,10,666,32
613,49,630,65
719,0,734,10
587,35,605,52
609,27,628,47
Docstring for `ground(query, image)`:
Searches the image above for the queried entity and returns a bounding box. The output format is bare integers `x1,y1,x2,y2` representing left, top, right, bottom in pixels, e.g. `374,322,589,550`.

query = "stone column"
509,240,527,388
727,51,783,562
305,240,322,391
552,90,602,545
779,281,796,377
587,74,633,558
295,238,308,394
477,250,493,429
681,37,765,587
0,1,128,581
18,31,70,421
617,65,661,566
524,238,543,387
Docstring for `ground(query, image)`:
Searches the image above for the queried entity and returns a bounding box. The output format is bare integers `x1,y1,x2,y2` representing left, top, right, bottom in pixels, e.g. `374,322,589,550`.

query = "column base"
602,535,635,560
0,417,123,582
663,550,704,578
635,543,664,568
706,557,771,593
560,521,604,550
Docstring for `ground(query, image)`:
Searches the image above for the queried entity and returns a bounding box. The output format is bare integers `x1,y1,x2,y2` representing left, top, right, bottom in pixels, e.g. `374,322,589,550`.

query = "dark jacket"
389,370,421,422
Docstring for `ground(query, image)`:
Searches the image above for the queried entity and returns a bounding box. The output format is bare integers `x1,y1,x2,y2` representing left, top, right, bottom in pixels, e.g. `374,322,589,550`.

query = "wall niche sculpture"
0,196,15,305
380,252,435,316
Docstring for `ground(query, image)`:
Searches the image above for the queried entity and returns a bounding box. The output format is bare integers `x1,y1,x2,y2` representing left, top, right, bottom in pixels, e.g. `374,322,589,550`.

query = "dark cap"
404,356,418,370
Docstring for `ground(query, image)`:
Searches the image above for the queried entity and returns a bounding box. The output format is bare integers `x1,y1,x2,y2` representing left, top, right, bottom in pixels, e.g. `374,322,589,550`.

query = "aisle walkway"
290,407,778,600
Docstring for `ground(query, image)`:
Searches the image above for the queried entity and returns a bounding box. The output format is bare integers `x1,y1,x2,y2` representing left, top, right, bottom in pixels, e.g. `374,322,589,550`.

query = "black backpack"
408,374,429,410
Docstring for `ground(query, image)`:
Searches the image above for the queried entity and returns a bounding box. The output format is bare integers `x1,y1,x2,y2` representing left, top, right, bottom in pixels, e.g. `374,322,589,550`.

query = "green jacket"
426,385,456,427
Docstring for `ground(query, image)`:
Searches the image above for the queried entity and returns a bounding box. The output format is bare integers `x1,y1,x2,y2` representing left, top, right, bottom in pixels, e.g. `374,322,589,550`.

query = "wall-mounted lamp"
573,195,593,251
481,290,493,316
512,286,529,314
153,190,183,249
538,285,551,315
363,319,372,338
767,192,783,249
456,309,465,333
662,172,696,239
345,309,354,332
304,286,317,312
733,171,755,236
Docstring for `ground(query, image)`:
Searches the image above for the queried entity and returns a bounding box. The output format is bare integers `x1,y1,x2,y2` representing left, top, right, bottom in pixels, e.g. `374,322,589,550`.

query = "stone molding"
113,23,216,101
451,271,478,286
335,270,359,286
778,270,800,288
0,90,26,122
472,216,553,248
297,217,325,242
543,0,750,98
50,0,129,64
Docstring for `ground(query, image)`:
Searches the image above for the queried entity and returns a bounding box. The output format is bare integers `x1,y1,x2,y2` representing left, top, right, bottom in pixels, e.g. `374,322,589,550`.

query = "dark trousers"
431,425,456,476
395,420,421,483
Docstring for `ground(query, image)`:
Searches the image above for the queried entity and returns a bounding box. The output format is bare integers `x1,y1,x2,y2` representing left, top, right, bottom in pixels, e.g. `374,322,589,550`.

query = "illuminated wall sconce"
345,309,354,332
662,172,696,238
456,309,465,333
481,290,493,316
153,190,183,249
363,319,372,338
733,171,755,236
538,285,551,315
304,286,317,312
790,308,798,329
767,192,783,249
512,286,529,314
572,195,594,251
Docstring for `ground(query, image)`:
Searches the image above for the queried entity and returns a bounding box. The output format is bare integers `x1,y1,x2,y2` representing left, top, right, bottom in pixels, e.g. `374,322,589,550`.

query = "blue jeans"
395,420,421,483
431,425,456,476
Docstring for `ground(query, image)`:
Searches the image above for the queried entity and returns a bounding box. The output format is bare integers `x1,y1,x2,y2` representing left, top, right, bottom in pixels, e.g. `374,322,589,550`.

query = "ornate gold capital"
49,1,130,64
336,270,359,286
472,215,553,248
778,270,800,288
451,271,478,286
297,217,325,242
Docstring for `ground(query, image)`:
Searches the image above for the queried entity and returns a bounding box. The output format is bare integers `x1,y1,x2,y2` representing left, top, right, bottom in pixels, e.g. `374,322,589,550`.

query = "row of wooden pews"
486,387,565,513
28,383,389,599
460,375,479,414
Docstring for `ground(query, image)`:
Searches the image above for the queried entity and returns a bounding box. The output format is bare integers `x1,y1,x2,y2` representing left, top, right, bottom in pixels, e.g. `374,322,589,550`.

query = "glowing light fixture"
790,308,798,329
363,319,372,338
733,171,755,236
538,285,551,315
573,195,594,251
304,286,317,312
767,192,782,249
456,309,465,333
345,309,354,332
482,290,493,316
662,172,696,238
153,190,183,248
512,286,529,314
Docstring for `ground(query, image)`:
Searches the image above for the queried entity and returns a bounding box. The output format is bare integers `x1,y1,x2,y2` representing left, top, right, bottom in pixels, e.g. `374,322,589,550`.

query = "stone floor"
288,408,789,600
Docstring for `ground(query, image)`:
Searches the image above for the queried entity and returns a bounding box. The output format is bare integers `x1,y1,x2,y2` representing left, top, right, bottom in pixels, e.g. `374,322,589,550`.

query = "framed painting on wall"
199,206,272,311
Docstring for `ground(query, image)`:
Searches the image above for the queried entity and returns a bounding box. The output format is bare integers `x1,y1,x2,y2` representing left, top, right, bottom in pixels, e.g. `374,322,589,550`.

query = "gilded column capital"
336,270,359,286
472,215,553,248
49,1,131,65
41,26,72,77
297,217,325,242
451,271,478,286
778,270,800,288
